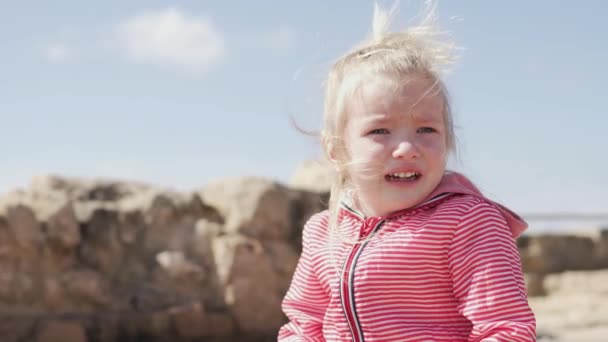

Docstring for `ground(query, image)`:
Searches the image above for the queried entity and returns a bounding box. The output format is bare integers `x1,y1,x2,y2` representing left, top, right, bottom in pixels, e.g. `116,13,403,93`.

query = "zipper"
339,218,385,342
337,193,453,341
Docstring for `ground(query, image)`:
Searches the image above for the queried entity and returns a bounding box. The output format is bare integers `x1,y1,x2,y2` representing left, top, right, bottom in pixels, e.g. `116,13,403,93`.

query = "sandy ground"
530,269,608,341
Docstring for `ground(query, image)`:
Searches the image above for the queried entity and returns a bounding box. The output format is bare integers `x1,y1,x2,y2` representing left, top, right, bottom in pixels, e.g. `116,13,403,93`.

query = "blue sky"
1,1,606,229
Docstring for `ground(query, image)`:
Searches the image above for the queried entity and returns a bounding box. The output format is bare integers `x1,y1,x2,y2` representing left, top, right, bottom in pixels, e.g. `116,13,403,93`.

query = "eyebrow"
361,112,443,126
414,115,443,124
360,113,391,124
360,118,394,131
411,112,444,124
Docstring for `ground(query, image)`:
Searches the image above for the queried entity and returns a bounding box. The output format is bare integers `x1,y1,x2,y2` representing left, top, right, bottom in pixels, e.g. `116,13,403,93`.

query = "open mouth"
385,171,421,182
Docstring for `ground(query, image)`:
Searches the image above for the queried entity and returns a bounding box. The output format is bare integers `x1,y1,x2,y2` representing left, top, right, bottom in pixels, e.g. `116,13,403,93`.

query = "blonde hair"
322,1,458,241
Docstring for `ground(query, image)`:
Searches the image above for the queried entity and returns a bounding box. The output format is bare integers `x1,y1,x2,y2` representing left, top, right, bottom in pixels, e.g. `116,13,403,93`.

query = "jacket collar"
340,171,528,238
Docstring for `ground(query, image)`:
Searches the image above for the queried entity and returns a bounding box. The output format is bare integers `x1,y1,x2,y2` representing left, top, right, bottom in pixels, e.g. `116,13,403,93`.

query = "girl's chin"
371,197,427,216
384,179,421,189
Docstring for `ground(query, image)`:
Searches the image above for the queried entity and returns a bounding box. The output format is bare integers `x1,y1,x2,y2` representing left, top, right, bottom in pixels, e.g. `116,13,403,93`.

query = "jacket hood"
425,171,528,238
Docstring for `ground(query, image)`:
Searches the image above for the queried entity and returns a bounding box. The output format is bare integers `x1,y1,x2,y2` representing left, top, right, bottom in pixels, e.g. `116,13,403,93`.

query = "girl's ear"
323,133,342,172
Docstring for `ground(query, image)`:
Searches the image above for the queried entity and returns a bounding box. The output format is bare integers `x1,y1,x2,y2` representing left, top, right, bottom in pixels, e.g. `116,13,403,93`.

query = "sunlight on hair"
321,0,459,245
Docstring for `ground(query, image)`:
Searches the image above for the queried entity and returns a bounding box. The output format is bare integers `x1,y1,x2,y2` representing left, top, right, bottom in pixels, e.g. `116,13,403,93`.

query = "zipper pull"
359,217,382,238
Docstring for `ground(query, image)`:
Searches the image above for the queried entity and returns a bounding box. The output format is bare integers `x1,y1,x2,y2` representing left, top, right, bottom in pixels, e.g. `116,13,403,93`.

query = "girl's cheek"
420,136,446,150
362,142,386,156
347,136,387,158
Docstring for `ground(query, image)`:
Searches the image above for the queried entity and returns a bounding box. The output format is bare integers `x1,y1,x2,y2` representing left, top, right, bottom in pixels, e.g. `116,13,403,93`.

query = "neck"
350,194,390,218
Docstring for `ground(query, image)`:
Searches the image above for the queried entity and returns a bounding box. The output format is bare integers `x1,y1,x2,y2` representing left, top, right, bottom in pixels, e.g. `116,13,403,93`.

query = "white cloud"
116,7,225,73
45,43,71,62
262,27,296,50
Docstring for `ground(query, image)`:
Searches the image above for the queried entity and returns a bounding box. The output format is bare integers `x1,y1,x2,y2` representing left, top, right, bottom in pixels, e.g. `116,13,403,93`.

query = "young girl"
279,3,536,342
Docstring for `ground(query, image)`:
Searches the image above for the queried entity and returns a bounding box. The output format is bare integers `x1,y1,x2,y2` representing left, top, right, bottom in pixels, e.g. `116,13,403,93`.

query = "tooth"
389,172,420,179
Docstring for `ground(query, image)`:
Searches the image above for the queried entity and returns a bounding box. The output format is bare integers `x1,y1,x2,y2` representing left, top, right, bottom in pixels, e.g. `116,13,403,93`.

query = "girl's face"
342,75,448,217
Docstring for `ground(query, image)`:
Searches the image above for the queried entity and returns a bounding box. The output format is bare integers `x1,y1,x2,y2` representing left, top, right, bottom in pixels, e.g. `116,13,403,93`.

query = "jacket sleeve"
278,213,330,341
447,202,536,342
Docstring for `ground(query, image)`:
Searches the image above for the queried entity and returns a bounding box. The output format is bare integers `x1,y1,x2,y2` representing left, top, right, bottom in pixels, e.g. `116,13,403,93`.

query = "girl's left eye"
417,127,436,134
368,128,390,135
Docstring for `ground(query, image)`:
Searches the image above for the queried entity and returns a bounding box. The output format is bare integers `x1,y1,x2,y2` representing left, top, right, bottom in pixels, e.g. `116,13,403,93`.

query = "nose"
392,140,420,159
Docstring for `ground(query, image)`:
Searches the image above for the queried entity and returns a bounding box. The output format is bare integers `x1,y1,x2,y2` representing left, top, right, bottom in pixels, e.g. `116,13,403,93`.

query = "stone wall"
0,173,605,340
519,231,608,296
0,175,326,341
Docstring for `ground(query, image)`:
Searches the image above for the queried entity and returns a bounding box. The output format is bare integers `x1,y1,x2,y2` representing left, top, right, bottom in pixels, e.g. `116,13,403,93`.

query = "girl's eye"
368,128,390,135
417,127,436,134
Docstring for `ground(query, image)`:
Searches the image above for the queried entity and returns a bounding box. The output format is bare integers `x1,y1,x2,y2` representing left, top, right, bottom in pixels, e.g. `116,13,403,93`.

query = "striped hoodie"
279,172,536,341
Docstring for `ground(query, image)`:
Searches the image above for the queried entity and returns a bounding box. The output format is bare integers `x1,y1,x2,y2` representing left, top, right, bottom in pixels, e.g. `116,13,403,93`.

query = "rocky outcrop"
0,175,327,341
289,159,334,193
518,231,608,297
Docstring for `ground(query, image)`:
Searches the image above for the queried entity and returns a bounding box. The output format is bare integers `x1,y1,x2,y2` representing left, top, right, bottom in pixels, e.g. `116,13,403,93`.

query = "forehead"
350,76,445,122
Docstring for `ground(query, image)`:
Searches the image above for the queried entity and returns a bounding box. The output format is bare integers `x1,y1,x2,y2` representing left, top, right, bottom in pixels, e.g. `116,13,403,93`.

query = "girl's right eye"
368,128,389,135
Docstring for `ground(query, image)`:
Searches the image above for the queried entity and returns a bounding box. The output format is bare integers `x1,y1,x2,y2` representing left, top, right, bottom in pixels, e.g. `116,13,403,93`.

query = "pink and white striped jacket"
279,172,536,341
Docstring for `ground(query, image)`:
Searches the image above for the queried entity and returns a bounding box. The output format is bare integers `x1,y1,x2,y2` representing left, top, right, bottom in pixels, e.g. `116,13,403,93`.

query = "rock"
118,310,171,340
35,320,87,342
0,186,68,222
285,189,328,250
60,268,113,310
200,177,293,240
199,177,324,243
212,235,299,334
524,272,546,297
79,209,124,274
120,189,222,223
168,301,209,338
185,193,224,224
189,218,225,309
5,205,45,306
116,210,145,245
73,201,118,223
146,310,172,337
86,315,121,342
0,216,17,302
0,215,14,251
5,204,43,249
0,315,37,342
0,262,16,302
29,174,153,203
156,251,205,283
192,218,223,260
125,284,180,312
520,235,595,274
145,194,178,227
13,270,41,307
43,277,67,312
593,228,608,269
205,312,236,336
141,194,180,259
141,193,217,260
46,203,81,250
109,210,150,292
289,159,334,193
0,191,26,217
